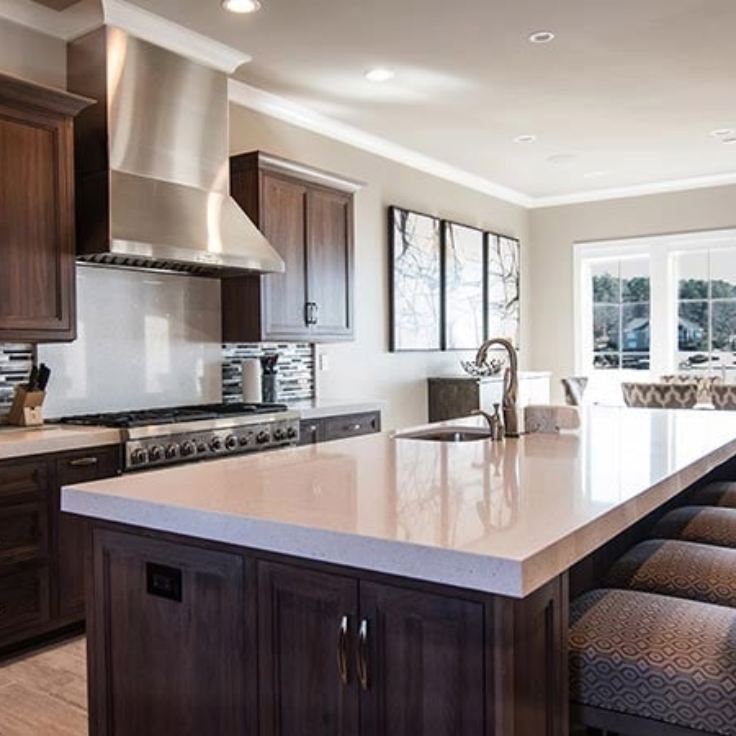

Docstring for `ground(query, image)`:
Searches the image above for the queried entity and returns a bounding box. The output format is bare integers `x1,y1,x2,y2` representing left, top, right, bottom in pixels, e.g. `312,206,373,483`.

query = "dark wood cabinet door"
0,99,76,341
258,560,359,736
307,188,353,339
54,447,120,621
359,582,485,736
224,151,357,343
89,529,251,736
261,173,310,340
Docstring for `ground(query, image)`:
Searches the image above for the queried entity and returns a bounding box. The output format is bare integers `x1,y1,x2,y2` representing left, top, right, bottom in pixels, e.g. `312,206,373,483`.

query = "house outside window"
575,229,736,404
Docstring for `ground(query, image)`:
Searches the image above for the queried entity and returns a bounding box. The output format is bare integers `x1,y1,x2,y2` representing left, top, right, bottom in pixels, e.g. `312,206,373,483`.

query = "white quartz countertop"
287,399,386,420
0,424,121,460
62,407,736,598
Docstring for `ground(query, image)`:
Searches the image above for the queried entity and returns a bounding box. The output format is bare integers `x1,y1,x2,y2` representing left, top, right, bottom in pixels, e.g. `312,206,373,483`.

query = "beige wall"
229,105,530,429
529,185,736,400
0,18,65,88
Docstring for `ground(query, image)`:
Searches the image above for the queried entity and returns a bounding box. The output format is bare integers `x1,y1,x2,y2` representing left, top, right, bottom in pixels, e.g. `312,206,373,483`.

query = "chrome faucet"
474,337,521,436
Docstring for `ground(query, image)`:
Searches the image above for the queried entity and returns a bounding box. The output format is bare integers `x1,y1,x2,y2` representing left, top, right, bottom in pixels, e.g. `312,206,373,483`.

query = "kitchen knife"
37,363,51,391
27,364,39,391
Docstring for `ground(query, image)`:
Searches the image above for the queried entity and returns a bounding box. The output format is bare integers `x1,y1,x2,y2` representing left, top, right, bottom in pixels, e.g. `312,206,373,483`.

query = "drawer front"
322,412,381,442
0,502,49,565
0,459,48,503
0,565,50,635
56,446,121,486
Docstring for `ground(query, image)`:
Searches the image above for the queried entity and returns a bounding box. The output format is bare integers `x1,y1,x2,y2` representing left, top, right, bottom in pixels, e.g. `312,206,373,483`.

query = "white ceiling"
7,0,736,206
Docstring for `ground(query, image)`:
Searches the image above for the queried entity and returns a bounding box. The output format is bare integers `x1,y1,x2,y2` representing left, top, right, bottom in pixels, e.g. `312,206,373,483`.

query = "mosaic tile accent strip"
0,344,34,415
222,343,315,403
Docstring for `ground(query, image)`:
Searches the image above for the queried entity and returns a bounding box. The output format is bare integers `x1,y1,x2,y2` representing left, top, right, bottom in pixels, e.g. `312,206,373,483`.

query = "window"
575,229,736,404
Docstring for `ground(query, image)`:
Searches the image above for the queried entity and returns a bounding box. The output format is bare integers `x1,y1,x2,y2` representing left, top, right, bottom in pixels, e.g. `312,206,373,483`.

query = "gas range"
57,403,300,471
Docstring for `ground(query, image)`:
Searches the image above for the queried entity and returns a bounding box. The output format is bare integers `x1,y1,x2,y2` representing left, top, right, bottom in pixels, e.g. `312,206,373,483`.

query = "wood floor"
0,637,87,736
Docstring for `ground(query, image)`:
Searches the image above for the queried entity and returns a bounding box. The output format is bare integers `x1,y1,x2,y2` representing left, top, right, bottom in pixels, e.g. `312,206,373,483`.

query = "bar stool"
570,588,736,736
689,480,736,508
605,538,736,607
651,505,736,548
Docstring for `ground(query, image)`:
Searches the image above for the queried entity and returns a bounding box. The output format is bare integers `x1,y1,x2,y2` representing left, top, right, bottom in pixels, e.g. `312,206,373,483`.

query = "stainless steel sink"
395,427,492,442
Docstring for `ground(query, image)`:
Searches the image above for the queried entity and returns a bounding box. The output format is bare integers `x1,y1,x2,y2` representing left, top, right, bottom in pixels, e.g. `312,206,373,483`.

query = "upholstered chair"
621,381,698,408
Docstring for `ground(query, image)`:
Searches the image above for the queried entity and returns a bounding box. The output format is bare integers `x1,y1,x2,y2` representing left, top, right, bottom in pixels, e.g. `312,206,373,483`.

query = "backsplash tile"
0,344,34,415
222,343,315,403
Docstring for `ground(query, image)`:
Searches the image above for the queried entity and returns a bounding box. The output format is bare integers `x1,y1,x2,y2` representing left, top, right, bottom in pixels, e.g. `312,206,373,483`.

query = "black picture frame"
388,206,442,351
486,233,520,346
442,220,486,350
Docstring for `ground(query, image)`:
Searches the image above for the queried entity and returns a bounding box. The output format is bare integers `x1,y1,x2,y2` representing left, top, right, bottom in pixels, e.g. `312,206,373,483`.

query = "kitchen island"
63,406,736,736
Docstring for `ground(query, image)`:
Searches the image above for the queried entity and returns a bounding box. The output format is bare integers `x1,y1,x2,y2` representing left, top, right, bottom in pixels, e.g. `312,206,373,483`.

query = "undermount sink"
395,426,492,442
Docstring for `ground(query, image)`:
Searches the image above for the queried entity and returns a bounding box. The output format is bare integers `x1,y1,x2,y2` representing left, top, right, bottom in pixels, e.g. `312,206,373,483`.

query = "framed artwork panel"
443,221,485,350
389,207,442,351
487,234,520,345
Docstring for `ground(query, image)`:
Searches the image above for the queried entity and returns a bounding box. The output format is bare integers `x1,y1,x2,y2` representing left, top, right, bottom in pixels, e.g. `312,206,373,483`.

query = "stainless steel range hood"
67,26,284,276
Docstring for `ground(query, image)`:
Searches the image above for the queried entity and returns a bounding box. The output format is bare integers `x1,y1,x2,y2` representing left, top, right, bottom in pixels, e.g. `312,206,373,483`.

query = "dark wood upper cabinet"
0,73,92,342
223,151,362,343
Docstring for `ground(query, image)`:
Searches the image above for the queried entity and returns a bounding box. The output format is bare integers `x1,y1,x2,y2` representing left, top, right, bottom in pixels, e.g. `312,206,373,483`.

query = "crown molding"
228,79,533,208
0,0,101,40
101,0,250,72
530,171,736,209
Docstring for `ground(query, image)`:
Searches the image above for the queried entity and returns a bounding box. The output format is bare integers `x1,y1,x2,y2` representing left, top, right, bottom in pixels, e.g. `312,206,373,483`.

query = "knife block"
7,386,45,427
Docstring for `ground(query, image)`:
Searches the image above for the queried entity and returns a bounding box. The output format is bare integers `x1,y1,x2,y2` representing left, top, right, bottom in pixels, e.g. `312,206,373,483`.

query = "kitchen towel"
241,359,262,403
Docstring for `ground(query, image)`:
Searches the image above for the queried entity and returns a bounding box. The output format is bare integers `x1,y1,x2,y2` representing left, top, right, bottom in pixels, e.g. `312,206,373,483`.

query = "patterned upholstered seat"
711,384,736,410
689,481,736,508
621,381,698,408
651,506,736,548
570,588,736,735
605,539,736,607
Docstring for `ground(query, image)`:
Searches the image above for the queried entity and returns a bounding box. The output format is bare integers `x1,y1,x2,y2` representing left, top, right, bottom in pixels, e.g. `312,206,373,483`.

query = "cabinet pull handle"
349,424,361,431
67,457,99,467
337,615,350,685
357,618,370,691
305,302,318,325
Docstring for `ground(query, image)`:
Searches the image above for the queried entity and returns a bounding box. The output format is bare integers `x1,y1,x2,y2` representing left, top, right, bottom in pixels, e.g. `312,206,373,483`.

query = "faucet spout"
474,337,521,436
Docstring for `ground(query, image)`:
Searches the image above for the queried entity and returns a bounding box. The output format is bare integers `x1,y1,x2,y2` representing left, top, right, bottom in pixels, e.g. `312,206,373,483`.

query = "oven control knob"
286,426,298,440
225,434,238,450
131,448,148,465
148,445,164,462
181,440,196,457
256,430,270,445
240,432,255,446
273,428,286,441
210,436,223,452
165,444,179,459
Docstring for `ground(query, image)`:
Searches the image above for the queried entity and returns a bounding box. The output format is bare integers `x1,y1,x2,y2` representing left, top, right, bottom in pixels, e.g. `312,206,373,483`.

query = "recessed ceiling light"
711,128,736,138
513,134,537,144
583,171,606,179
365,68,395,82
529,30,555,44
221,0,261,13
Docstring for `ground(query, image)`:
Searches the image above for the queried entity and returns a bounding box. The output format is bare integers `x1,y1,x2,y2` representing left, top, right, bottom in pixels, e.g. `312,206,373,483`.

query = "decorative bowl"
460,358,504,377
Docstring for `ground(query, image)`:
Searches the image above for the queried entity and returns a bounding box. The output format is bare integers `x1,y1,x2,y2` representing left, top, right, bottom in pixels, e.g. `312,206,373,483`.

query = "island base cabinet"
86,525,568,736
359,582,485,736
258,562,359,736
88,529,254,736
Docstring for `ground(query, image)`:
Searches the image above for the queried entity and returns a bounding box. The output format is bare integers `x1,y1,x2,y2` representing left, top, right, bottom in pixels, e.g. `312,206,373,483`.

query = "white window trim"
574,227,736,380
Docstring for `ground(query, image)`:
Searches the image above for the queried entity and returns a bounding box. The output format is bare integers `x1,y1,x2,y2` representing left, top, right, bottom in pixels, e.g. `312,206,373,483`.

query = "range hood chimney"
67,26,284,276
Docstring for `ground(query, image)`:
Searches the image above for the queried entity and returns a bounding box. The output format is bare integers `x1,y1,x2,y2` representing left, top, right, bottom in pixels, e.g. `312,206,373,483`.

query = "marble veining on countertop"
62,406,736,598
